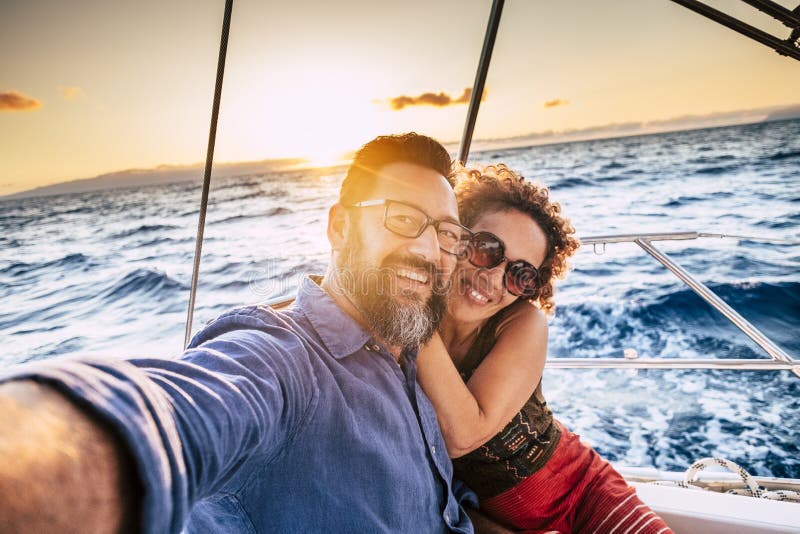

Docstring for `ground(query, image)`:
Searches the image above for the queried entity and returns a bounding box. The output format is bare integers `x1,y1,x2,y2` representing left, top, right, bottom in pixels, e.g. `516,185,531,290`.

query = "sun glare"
303,148,352,168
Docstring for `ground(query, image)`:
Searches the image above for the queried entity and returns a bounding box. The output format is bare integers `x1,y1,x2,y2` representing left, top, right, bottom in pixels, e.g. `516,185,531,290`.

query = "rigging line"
184,0,234,349
458,0,505,165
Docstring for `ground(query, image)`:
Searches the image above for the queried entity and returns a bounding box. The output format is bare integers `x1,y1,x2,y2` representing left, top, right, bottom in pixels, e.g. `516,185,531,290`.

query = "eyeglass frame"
346,198,470,256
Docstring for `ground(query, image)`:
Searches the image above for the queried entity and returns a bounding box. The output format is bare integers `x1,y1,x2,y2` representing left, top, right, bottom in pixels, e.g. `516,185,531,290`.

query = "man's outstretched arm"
0,380,141,533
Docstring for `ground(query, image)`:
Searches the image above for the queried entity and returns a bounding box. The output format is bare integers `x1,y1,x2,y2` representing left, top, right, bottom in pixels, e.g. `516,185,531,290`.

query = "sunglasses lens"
468,232,504,268
505,260,539,297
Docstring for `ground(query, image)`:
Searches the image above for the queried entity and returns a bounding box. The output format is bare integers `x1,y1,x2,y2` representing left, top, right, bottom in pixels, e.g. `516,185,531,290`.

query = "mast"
184,0,234,348
457,0,505,165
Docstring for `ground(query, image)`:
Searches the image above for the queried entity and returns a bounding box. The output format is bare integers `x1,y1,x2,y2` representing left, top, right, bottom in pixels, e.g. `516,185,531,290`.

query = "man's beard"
335,233,450,351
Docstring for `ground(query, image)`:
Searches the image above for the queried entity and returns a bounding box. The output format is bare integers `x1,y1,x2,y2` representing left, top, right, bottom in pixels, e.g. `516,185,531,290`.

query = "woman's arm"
417,301,548,458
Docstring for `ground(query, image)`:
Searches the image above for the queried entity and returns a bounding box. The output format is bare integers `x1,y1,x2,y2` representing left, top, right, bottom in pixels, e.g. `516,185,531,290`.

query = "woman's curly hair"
454,163,580,315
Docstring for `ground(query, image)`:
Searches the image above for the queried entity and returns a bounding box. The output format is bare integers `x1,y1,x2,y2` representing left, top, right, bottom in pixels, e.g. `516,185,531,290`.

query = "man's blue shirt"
3,276,476,532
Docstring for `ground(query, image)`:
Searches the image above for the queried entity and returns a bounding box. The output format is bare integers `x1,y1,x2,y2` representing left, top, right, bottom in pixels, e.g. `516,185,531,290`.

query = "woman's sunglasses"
462,231,540,298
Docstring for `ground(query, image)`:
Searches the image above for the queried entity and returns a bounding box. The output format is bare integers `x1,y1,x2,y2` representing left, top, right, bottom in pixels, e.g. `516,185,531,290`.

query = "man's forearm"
0,381,141,533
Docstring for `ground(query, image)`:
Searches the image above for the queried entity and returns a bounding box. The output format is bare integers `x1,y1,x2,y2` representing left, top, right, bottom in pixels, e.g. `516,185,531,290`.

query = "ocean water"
1,119,799,478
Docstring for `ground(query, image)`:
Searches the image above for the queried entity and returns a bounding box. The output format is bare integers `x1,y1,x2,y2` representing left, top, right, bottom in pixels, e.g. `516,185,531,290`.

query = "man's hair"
339,133,454,205
454,163,580,315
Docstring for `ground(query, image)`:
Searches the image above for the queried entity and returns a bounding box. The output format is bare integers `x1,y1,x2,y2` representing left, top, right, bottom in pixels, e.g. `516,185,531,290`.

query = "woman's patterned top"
451,308,561,500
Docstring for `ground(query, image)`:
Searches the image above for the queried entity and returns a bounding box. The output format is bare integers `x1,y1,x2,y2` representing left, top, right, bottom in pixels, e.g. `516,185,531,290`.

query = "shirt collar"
295,275,372,360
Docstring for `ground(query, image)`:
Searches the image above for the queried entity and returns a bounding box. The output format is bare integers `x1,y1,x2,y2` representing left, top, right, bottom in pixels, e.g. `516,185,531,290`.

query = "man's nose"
407,223,442,264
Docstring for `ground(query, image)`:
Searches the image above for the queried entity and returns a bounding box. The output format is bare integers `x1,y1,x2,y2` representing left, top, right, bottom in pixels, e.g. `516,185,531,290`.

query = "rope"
685,457,762,497
649,457,800,502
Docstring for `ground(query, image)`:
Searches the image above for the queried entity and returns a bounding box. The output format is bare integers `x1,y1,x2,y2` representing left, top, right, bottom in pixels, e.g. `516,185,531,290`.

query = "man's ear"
327,203,350,251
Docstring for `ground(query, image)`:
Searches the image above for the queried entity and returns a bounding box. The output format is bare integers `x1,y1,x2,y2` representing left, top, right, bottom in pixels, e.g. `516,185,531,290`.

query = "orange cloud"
59,86,85,100
388,87,485,111
544,98,569,108
0,90,42,112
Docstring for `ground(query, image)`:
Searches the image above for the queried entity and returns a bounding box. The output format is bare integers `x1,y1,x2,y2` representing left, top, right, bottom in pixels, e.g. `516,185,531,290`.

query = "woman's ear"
327,203,350,251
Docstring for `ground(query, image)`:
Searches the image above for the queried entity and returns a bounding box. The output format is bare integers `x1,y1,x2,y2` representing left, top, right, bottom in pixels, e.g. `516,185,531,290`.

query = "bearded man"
0,133,511,533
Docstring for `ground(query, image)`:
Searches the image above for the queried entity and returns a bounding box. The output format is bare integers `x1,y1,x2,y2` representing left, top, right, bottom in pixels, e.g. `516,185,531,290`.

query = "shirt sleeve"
0,324,317,534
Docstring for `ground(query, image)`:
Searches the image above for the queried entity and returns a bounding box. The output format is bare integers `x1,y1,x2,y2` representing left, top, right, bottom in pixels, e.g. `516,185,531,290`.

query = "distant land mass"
1,158,307,201
3,103,799,201
468,103,800,153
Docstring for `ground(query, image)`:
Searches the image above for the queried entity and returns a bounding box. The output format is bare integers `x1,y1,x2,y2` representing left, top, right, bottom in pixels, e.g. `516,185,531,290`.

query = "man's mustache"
380,253,437,278
380,253,452,296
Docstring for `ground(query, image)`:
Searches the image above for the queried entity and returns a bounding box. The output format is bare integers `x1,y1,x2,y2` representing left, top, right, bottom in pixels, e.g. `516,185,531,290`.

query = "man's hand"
0,381,141,533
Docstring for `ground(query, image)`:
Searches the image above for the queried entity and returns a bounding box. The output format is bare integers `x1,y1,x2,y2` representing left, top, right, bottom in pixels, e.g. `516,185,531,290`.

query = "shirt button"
431,445,437,455
370,344,381,352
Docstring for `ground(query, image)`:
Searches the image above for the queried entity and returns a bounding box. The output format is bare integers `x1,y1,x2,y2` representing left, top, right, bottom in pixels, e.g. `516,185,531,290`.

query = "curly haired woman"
417,164,671,533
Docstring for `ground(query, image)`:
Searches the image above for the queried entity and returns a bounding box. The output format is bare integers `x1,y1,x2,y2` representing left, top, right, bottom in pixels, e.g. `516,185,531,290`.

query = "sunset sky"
2,0,799,196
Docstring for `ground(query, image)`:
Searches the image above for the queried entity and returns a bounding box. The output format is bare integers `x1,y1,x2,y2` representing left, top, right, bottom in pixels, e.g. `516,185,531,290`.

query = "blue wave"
211,191,267,204
99,268,187,301
754,219,796,230
20,337,85,363
557,281,799,359
212,206,293,225
0,253,90,276
766,150,800,161
213,179,263,190
635,281,800,352
694,164,738,175
689,154,736,164
554,177,593,188
110,224,179,239
601,161,626,170
0,238,22,248
662,195,704,208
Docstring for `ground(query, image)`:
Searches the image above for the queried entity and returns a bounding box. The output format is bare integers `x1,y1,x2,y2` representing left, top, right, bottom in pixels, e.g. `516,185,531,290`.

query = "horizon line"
4,105,799,200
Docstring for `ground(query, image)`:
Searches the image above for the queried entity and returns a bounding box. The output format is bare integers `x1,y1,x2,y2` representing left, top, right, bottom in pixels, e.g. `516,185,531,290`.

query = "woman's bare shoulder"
495,299,548,337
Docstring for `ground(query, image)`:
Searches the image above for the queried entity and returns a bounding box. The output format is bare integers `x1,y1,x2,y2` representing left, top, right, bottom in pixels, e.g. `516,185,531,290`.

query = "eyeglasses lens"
384,202,426,237
505,260,538,297
384,202,467,255
468,232,505,268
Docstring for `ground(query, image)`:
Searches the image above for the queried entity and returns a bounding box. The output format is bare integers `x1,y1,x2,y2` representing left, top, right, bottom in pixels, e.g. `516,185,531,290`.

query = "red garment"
480,422,672,534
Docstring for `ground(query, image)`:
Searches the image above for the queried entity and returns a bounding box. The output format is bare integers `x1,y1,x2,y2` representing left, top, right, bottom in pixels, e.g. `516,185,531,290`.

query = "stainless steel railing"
264,231,799,377
579,232,799,378
546,358,799,371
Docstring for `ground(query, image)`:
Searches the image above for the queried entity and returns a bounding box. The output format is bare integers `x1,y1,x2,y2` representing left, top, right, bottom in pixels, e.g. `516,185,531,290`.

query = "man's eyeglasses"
463,231,540,298
347,199,469,256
